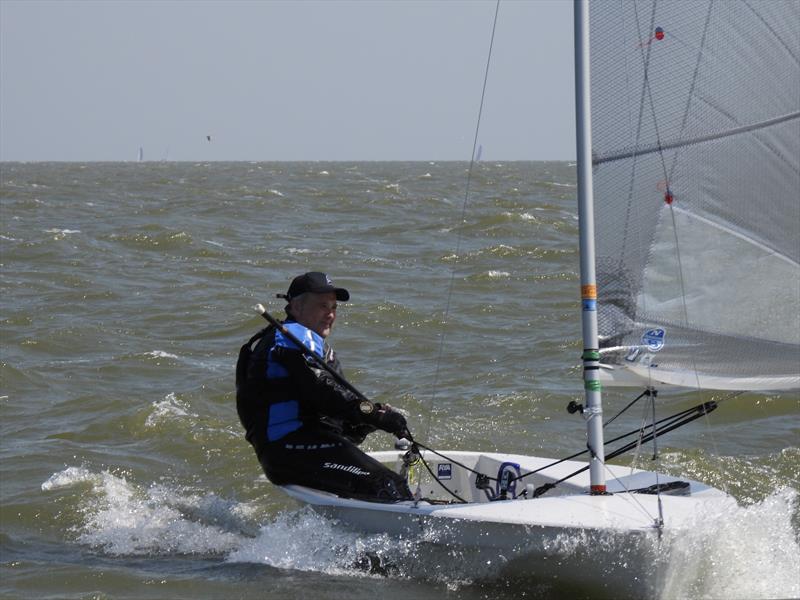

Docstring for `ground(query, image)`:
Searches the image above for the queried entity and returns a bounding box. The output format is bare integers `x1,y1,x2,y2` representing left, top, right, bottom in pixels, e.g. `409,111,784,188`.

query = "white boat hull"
277,449,733,597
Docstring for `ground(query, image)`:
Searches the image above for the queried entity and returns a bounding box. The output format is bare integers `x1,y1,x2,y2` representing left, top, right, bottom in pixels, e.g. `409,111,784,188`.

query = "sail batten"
590,0,800,391
594,111,800,166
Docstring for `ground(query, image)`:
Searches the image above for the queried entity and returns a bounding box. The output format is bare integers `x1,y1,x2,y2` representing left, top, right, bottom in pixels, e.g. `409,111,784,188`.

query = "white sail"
589,0,800,391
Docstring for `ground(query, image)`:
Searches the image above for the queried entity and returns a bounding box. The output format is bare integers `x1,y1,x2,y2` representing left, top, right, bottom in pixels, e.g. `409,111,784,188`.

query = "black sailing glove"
366,404,409,438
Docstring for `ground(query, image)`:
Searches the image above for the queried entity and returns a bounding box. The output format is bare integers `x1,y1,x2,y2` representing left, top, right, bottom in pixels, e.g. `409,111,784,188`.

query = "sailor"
236,272,413,502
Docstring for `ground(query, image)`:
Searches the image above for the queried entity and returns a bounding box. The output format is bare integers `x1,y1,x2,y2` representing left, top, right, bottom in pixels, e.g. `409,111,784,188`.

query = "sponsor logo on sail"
642,328,666,352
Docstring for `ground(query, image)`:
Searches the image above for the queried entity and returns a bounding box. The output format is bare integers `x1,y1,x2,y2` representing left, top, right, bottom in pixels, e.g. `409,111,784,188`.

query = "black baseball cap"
277,272,350,302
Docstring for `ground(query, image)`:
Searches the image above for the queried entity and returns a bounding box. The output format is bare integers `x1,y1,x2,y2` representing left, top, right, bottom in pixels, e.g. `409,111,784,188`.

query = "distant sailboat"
137,147,144,162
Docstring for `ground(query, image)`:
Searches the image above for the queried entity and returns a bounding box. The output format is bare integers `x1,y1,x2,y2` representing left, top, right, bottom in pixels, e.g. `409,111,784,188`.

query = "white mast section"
573,0,606,493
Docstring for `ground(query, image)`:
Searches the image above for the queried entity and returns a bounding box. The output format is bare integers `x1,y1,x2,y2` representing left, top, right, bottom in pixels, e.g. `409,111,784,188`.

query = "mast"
573,0,606,494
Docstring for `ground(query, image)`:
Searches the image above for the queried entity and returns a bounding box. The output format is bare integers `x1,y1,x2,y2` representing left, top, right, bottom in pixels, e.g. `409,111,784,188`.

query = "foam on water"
144,350,180,360
39,466,439,579
229,508,397,576
145,392,197,427
41,466,96,492
43,228,81,235
42,466,249,556
223,507,511,587
662,487,800,600
38,466,520,588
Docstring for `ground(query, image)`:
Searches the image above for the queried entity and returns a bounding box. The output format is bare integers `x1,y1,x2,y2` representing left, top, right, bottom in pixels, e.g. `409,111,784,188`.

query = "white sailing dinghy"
266,0,799,596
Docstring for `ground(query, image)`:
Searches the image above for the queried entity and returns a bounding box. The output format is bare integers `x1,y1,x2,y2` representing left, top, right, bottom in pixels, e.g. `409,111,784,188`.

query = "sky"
0,0,576,162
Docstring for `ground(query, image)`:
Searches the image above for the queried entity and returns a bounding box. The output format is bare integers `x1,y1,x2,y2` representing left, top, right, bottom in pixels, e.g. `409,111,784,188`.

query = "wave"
41,467,247,556
145,392,197,428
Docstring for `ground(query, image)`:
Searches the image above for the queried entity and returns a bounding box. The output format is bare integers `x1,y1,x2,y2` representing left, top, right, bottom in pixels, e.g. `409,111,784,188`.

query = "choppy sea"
1,161,798,600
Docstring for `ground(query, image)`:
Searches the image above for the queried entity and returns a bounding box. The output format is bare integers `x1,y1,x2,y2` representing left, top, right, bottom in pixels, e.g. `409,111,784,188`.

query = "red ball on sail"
655,27,665,41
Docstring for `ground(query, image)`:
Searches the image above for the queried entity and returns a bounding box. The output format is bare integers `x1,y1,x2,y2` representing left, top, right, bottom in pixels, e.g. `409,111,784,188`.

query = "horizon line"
0,158,577,164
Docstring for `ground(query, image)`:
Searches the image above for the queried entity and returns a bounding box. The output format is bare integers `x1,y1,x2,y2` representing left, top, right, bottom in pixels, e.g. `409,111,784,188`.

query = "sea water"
1,162,798,599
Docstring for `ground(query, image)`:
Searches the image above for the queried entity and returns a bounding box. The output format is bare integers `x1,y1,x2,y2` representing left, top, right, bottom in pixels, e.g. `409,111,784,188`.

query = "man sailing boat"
236,272,414,502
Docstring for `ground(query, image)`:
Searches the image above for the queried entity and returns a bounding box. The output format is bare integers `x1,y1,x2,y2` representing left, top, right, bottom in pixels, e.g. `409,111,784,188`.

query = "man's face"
292,292,338,338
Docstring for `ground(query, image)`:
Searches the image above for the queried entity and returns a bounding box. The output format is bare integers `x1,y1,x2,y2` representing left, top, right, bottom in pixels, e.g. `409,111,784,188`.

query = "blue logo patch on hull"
437,463,452,480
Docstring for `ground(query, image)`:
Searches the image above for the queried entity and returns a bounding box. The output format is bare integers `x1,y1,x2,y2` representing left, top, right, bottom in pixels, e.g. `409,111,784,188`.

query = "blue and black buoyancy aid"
236,319,368,448
263,321,326,440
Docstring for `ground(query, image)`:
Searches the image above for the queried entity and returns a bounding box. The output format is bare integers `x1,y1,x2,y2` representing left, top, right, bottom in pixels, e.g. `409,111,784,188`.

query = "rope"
414,446,469,504
408,391,731,502
604,388,651,427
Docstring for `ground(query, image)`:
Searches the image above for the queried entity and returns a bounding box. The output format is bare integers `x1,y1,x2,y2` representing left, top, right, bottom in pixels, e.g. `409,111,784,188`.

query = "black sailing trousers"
258,428,414,503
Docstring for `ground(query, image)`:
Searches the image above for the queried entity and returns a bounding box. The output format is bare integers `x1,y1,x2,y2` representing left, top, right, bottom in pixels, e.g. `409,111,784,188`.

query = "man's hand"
368,404,410,438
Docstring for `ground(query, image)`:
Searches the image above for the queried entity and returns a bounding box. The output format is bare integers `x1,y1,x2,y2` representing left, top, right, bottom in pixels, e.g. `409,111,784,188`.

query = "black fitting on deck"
567,400,584,415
